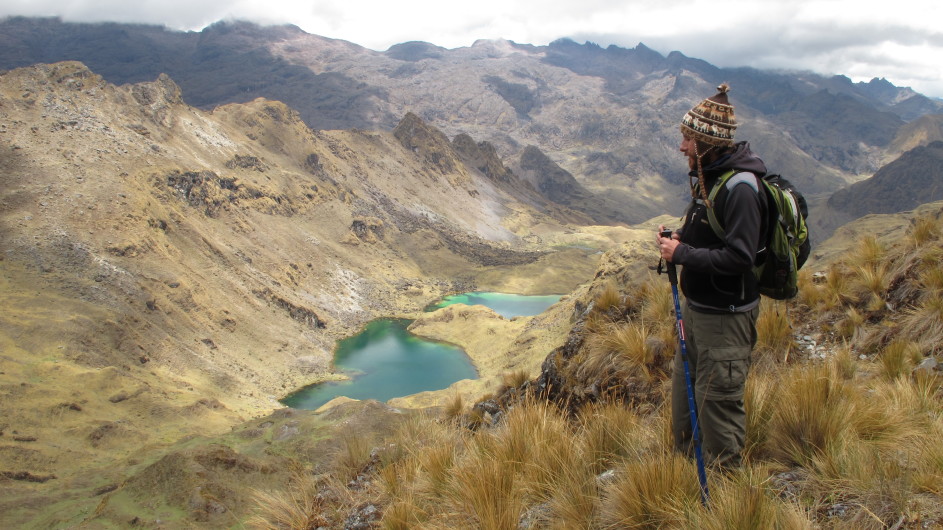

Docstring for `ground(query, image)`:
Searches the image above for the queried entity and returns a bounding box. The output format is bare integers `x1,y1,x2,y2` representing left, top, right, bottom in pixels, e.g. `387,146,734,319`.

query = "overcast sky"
2,0,941,98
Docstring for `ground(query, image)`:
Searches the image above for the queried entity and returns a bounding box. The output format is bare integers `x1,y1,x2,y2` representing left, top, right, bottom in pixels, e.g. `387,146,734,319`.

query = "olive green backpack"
707,170,811,300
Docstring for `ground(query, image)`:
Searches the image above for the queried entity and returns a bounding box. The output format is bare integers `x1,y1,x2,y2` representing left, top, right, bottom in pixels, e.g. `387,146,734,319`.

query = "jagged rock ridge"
3,17,942,225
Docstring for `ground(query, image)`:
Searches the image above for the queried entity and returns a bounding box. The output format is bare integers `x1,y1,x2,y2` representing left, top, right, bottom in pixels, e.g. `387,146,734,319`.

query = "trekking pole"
658,230,709,505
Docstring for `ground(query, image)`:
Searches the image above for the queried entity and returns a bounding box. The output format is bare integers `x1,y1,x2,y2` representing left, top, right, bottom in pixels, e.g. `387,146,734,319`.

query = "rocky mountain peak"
451,133,515,183
516,145,592,208
393,112,464,179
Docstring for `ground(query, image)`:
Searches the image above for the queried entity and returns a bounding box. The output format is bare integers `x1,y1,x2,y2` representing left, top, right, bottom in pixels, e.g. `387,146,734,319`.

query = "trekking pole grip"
659,229,679,286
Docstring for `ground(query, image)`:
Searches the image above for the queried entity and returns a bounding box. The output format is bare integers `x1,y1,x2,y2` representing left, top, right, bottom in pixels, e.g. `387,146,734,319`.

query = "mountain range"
2,16,943,527
2,16,942,234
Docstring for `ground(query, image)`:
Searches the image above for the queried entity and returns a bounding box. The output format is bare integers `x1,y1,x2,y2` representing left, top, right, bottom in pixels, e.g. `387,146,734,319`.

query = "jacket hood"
689,141,767,179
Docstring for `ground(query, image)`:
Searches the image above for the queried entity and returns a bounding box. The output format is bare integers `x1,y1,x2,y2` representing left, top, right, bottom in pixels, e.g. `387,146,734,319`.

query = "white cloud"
2,0,941,97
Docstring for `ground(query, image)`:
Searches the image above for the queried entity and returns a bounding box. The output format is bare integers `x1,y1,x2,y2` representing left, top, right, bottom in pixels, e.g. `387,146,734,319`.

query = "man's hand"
656,225,681,262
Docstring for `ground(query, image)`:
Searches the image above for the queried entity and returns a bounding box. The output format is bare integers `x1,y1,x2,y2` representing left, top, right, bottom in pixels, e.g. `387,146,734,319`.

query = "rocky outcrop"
393,112,462,178
451,133,515,183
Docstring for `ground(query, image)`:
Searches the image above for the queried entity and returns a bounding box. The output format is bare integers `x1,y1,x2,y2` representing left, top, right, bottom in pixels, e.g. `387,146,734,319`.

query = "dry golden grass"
797,268,826,309
917,258,943,294
755,298,797,364
635,275,673,330
900,296,943,353
743,372,779,463
449,449,523,528
578,401,654,473
691,465,813,529
381,495,429,530
501,368,530,390
766,362,855,467
592,280,623,315
832,343,858,380
912,419,943,496
598,451,700,528
542,456,599,529
835,306,866,342
824,266,852,308
442,392,464,423
248,472,331,530
910,214,941,245
855,235,887,266
336,431,375,480
878,339,919,381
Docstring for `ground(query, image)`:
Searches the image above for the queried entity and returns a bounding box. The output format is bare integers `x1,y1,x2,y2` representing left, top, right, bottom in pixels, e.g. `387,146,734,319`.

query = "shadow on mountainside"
0,17,393,130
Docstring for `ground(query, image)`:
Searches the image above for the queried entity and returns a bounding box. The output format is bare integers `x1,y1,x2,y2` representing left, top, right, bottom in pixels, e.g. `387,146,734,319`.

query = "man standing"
656,84,767,468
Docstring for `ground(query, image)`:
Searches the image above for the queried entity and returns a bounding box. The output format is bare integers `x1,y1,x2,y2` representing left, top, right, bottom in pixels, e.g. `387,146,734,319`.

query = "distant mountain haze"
2,16,942,229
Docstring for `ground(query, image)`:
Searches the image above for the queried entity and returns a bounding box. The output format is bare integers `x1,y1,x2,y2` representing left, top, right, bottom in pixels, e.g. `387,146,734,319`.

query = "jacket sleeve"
672,179,763,275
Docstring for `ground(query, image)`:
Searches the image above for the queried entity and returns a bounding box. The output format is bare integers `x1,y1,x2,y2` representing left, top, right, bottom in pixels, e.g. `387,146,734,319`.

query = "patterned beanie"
680,83,737,146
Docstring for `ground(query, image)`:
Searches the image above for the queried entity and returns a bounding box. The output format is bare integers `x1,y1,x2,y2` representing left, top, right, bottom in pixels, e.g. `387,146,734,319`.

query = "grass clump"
755,298,797,364
766,362,854,467
599,451,700,528
248,471,330,530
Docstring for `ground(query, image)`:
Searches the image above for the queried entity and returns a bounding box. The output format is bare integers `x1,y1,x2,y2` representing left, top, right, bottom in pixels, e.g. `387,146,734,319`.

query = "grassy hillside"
240,208,943,529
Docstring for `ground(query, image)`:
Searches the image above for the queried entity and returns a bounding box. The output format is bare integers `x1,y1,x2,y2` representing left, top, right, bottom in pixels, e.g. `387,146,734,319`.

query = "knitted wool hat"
680,83,737,146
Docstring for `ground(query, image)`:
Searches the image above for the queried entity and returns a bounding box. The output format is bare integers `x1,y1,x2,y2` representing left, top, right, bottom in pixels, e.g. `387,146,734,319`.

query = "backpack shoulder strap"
704,169,743,239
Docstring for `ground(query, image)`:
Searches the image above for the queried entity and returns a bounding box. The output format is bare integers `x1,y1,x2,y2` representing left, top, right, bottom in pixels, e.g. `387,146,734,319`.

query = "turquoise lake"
281,292,562,410
425,292,562,318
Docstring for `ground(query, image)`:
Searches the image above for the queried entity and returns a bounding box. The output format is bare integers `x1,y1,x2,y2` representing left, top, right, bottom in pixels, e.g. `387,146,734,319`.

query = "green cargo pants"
671,303,759,469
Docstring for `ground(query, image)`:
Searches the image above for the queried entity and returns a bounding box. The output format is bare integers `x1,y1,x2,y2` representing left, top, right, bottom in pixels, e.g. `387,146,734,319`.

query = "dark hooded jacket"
672,142,768,312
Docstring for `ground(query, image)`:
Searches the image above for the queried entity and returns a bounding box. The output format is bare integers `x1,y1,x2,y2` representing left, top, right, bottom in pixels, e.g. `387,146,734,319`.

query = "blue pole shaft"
666,261,709,505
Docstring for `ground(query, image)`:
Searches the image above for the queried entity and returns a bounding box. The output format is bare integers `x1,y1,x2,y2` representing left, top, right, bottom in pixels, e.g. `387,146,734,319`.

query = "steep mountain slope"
3,17,941,228
0,61,634,526
886,114,943,160
824,141,943,231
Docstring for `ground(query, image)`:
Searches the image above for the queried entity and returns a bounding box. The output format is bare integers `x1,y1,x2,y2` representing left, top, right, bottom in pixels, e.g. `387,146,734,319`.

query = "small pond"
281,292,562,410
425,291,562,318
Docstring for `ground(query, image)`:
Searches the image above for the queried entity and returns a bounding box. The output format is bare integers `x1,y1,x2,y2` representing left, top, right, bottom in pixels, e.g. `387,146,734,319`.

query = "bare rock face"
451,133,515,184
393,112,464,180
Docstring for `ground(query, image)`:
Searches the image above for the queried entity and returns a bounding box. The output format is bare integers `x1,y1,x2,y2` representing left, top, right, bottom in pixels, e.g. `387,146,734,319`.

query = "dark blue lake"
281,293,561,410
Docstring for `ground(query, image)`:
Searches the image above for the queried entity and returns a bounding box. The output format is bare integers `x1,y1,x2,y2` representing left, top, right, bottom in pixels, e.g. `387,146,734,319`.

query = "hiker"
655,83,768,469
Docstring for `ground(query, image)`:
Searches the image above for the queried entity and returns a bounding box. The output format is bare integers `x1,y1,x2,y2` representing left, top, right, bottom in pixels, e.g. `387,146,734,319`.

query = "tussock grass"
501,368,529,390
797,268,826,309
381,495,428,530
910,214,941,245
900,296,943,353
912,419,943,495
599,451,700,528
336,431,375,480
592,280,623,315
635,275,673,330
917,259,943,294
450,449,523,528
823,266,852,309
691,466,813,529
835,306,866,342
832,343,858,380
855,235,886,266
878,339,918,381
766,363,854,467
743,372,779,463
443,392,464,423
248,472,330,530
578,401,653,473
755,298,797,364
